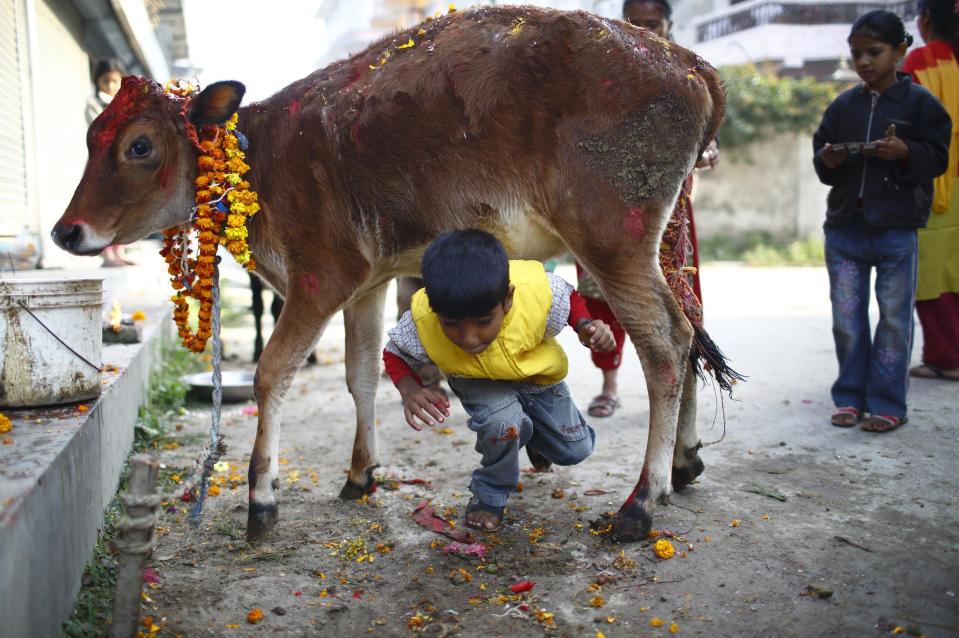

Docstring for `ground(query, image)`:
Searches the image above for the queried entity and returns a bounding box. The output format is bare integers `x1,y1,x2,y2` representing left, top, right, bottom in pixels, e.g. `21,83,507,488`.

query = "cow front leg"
672,364,704,490
338,283,388,500
247,276,345,543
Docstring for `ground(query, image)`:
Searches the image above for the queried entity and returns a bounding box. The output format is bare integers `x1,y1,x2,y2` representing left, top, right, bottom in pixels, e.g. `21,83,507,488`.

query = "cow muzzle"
50,221,112,256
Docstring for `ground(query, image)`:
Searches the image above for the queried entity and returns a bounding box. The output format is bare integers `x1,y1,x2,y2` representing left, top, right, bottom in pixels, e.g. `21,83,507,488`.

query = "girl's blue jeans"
825,220,917,419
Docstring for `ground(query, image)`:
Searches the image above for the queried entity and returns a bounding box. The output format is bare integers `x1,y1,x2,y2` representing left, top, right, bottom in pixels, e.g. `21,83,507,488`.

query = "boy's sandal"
465,497,505,532
861,414,907,433
830,406,861,428
910,364,959,382
526,446,552,473
588,394,621,418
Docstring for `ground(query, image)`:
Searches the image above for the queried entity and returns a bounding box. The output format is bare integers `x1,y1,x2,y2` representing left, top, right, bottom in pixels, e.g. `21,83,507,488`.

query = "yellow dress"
904,40,959,300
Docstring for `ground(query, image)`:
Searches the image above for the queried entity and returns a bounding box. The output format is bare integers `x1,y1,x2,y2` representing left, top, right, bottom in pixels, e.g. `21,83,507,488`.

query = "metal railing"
694,0,918,42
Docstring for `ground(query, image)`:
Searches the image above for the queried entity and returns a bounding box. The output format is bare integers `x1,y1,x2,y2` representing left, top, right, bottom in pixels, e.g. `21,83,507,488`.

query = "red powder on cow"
623,208,646,237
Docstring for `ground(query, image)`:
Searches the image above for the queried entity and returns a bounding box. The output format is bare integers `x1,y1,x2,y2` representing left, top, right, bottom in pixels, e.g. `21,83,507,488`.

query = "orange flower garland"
160,81,260,352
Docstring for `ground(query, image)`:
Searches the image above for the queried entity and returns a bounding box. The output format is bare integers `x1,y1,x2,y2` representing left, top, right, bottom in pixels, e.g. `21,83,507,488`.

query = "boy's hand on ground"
398,377,450,431
578,320,616,352
820,144,848,168
865,138,909,162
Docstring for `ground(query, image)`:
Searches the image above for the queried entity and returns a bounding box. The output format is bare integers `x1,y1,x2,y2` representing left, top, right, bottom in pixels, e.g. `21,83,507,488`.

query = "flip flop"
464,497,505,532
909,364,959,382
830,406,861,428
861,414,907,433
588,393,620,418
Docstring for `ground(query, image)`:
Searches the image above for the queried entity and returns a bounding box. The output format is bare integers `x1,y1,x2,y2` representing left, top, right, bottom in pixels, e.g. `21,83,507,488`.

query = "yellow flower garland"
160,81,260,352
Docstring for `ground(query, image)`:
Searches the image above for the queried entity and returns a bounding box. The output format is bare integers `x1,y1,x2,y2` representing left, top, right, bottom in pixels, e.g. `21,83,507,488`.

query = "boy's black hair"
421,229,510,319
92,58,126,84
623,0,673,21
919,0,959,56
849,10,914,47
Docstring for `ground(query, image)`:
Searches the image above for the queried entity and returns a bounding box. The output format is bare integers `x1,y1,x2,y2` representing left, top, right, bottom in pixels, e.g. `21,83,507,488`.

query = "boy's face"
97,70,122,98
438,287,514,355
625,3,671,38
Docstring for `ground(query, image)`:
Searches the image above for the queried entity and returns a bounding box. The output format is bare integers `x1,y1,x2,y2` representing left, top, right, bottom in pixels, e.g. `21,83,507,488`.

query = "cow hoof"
246,502,278,544
610,503,653,543
338,466,378,500
672,445,705,491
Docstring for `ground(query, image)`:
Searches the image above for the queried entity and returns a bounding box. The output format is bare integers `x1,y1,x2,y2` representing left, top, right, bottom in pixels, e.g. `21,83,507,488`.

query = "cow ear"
188,81,246,126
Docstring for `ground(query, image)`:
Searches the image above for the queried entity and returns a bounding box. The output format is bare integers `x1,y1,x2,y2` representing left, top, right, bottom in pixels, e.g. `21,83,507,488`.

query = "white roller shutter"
0,0,29,236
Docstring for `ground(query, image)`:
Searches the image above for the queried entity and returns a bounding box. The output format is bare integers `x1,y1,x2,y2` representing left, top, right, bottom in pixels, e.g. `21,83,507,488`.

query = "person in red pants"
904,0,959,382
577,0,717,418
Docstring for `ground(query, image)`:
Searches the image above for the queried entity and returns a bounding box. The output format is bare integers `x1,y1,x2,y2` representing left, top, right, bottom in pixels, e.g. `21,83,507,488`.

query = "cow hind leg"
591,259,693,542
247,277,344,543
555,97,706,540
672,364,704,490
338,283,388,500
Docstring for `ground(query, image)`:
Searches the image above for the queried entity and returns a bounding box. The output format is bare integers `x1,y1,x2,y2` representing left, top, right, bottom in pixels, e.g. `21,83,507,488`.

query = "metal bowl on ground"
182,370,256,403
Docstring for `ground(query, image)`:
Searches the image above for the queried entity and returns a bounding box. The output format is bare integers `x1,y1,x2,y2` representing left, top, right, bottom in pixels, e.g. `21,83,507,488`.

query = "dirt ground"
138,264,958,637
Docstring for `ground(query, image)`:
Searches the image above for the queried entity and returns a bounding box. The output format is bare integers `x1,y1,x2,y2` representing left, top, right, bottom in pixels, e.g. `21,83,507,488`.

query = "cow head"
51,76,245,255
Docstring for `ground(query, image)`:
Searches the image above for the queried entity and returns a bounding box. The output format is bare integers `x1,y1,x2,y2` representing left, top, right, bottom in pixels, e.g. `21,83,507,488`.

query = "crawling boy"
383,230,616,531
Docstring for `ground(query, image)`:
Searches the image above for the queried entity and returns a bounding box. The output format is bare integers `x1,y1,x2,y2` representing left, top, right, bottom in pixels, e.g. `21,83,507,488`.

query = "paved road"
147,262,957,637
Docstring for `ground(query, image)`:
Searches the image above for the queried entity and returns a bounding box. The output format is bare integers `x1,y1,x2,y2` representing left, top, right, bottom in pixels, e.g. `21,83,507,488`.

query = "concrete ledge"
0,308,171,638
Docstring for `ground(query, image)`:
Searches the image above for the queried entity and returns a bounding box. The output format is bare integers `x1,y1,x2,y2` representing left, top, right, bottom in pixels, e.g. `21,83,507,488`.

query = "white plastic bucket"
0,278,103,408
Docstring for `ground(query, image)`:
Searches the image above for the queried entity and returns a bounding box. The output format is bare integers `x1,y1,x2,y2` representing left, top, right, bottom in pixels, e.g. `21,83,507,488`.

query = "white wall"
689,16,921,69
693,132,829,241
33,0,97,268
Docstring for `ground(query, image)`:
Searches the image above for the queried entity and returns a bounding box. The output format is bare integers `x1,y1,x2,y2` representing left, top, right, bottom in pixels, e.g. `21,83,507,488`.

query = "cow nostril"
53,223,83,249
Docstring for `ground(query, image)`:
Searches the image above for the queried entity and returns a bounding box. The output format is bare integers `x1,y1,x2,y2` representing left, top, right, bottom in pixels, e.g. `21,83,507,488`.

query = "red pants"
584,297,627,371
916,292,959,369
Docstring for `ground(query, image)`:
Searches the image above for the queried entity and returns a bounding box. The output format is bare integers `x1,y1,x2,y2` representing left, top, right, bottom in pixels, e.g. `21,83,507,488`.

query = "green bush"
718,66,839,150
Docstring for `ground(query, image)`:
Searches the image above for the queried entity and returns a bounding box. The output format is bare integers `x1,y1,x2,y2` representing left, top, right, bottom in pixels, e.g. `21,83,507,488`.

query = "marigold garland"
160,81,260,352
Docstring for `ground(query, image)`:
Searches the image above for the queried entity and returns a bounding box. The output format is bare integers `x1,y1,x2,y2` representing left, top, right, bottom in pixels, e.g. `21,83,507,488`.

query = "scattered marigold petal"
246,608,264,624
650,617,666,627
654,539,675,559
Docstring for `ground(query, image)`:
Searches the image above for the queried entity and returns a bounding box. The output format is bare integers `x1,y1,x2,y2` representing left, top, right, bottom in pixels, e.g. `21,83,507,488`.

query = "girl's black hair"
421,229,510,319
848,10,914,47
92,58,125,84
919,0,959,56
622,0,672,21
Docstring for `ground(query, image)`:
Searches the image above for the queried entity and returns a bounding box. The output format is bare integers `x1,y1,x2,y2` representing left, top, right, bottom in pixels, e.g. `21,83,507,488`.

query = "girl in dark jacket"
813,10,951,432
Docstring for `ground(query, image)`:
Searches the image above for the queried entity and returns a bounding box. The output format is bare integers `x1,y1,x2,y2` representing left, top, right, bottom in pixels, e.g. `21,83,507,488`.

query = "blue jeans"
446,377,596,507
825,221,917,418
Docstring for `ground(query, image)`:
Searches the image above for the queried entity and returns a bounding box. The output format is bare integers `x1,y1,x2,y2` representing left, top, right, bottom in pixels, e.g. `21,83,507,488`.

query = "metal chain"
189,258,224,526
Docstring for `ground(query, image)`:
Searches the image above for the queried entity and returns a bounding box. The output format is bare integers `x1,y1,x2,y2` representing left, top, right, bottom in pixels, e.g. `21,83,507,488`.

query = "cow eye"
128,137,152,158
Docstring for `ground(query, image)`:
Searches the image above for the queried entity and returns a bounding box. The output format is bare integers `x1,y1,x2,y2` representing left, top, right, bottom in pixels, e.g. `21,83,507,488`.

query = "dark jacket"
812,74,952,229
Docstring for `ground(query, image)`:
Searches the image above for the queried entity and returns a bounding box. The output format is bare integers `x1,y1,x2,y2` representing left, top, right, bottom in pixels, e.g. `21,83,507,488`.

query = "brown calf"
53,6,726,542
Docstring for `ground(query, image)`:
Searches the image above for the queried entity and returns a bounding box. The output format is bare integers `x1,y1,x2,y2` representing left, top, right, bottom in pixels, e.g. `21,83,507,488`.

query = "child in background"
383,230,616,531
813,10,951,432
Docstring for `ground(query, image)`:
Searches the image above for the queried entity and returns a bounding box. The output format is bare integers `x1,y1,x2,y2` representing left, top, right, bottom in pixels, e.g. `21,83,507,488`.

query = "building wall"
34,0,97,267
693,132,829,242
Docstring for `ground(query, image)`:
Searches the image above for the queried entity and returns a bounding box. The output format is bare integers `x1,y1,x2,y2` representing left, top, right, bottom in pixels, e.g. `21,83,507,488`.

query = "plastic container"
0,278,103,407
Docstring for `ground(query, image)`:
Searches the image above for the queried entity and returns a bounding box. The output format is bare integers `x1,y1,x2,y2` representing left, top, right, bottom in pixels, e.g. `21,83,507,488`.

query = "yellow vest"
411,260,568,385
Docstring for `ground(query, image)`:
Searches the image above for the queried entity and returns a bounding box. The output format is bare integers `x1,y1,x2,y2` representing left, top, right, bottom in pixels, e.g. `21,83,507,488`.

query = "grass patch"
700,233,824,266
63,339,201,637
